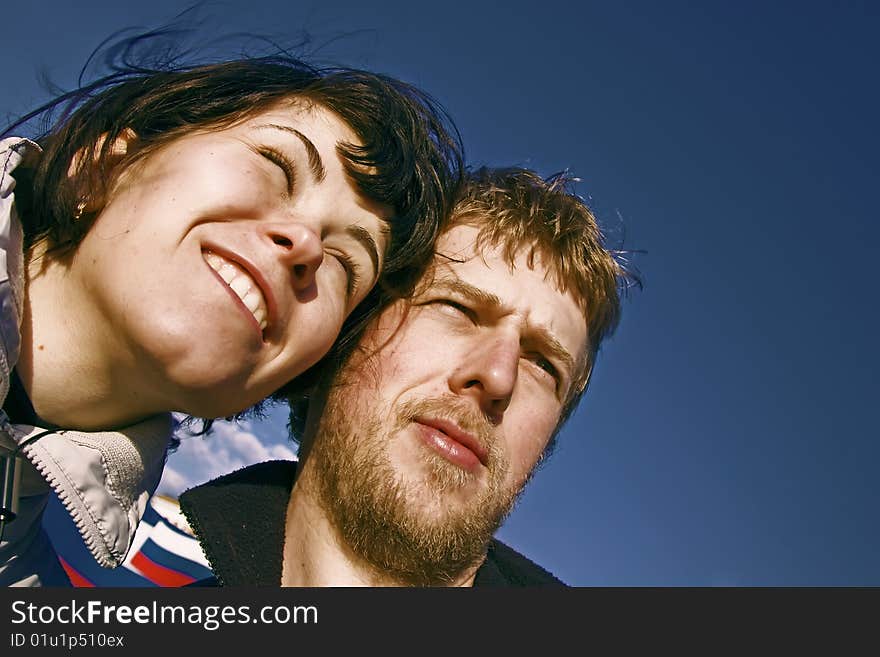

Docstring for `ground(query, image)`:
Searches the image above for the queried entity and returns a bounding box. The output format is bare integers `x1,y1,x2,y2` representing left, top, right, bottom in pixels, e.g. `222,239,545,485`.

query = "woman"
0,41,462,586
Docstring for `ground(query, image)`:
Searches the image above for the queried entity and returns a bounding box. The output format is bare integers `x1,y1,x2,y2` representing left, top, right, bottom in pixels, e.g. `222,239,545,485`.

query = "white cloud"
157,409,297,497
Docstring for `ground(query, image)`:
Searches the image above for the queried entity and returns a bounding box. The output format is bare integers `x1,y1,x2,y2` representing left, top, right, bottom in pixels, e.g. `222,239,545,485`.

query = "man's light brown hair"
451,167,637,430
291,166,638,442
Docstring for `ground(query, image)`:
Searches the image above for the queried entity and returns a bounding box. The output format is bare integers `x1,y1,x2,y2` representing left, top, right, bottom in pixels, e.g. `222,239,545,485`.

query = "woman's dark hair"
3,28,464,430
4,34,463,293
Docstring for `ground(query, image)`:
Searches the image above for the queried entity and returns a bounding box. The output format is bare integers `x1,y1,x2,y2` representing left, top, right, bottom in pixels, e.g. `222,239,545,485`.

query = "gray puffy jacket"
0,137,172,587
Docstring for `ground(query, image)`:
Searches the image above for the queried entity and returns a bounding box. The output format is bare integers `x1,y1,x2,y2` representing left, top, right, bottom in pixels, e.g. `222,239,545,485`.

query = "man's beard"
304,386,522,586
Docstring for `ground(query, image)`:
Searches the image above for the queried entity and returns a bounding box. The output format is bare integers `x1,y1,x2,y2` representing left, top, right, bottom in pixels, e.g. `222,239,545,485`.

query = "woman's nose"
266,223,325,292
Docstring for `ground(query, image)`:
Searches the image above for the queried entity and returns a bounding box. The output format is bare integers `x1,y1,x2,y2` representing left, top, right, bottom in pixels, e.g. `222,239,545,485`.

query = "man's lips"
413,416,490,471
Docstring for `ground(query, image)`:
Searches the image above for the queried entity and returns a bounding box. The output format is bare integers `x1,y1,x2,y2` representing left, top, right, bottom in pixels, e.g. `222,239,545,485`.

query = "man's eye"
429,299,476,323
259,147,295,194
527,353,560,382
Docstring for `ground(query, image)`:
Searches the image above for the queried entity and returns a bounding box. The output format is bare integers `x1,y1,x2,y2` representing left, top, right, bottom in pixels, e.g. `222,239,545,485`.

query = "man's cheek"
378,340,439,385
508,424,554,476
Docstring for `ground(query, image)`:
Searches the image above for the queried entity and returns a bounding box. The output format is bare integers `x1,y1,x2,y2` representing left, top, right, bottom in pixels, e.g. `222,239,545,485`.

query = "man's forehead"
429,224,561,303
428,229,508,299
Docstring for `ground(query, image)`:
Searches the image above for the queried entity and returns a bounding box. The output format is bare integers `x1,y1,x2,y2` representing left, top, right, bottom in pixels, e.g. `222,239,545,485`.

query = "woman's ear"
67,128,138,215
67,128,138,179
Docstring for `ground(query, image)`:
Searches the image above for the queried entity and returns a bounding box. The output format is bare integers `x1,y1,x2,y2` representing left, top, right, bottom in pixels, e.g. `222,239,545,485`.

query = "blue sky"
4,1,878,585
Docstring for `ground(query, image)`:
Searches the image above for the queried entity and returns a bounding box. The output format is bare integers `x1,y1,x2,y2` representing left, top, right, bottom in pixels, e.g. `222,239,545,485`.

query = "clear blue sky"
4,1,878,585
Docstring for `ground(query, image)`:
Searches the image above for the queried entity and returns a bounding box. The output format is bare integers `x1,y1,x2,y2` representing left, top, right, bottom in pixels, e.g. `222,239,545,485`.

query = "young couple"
1,33,632,587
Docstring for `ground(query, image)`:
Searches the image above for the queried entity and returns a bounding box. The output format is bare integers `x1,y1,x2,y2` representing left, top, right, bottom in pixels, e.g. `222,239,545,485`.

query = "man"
180,167,632,586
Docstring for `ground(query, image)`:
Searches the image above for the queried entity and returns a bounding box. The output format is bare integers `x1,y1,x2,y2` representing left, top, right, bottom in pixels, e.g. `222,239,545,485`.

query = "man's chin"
321,455,515,585
310,393,516,585
396,485,492,529
355,489,510,586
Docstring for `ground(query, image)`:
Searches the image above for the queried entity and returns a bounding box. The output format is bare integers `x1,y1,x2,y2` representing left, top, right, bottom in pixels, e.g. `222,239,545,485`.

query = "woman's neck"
19,249,159,430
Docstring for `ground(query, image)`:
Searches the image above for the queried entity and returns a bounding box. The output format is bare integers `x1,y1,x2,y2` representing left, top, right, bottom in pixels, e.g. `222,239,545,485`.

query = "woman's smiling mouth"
203,250,269,331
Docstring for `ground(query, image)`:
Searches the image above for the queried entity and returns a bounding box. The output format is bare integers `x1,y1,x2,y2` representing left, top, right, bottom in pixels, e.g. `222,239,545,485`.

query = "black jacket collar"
179,460,565,587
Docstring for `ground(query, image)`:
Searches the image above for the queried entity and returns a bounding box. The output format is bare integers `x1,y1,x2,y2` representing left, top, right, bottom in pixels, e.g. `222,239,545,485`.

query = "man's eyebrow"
347,224,386,282
431,278,504,310
256,124,326,182
432,277,576,379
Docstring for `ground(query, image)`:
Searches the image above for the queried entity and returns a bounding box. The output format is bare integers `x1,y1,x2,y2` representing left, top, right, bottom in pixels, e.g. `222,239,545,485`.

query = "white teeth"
203,251,269,332
218,263,237,284
241,291,260,312
229,276,251,297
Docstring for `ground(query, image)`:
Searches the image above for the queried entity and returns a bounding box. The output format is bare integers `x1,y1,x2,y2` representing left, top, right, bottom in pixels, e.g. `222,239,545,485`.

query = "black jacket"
179,460,565,587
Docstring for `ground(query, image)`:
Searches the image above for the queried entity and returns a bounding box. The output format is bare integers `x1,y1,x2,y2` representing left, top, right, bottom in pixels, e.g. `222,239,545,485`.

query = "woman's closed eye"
329,249,362,301
258,146,296,196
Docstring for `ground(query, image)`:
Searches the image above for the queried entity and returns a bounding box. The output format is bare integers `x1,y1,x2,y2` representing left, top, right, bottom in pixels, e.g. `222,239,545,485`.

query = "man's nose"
449,334,519,422
263,223,324,292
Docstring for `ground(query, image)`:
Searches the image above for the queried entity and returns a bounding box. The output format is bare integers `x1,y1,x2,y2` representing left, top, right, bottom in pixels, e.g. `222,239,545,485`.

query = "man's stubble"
301,374,523,586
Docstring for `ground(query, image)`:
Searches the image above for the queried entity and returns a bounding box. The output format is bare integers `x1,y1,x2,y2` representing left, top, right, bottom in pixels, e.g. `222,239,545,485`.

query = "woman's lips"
201,246,278,341
203,251,268,329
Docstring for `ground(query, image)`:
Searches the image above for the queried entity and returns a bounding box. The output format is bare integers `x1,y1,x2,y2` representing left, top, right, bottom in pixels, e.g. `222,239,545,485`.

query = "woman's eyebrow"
255,123,326,182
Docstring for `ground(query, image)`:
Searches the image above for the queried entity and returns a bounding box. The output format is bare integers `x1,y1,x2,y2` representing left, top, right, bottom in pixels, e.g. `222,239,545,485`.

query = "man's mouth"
412,416,490,473
203,250,269,331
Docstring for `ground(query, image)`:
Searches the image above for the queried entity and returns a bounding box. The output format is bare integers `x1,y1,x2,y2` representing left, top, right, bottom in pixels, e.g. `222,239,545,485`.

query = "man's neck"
280,465,482,587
